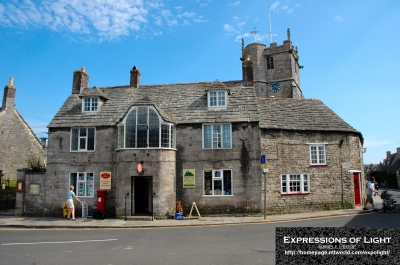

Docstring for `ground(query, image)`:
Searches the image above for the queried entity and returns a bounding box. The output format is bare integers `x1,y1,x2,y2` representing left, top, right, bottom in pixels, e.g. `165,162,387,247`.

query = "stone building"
367,147,400,189
0,77,46,181
17,29,365,218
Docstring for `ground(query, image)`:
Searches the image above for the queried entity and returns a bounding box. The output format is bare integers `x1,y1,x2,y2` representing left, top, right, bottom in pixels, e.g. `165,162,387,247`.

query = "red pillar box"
96,190,107,211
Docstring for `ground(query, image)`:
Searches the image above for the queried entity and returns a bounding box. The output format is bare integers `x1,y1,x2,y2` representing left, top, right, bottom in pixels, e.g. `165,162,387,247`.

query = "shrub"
27,155,46,172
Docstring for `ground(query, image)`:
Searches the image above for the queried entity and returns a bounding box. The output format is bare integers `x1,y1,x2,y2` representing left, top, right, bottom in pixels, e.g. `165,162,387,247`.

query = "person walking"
66,185,82,220
363,177,378,211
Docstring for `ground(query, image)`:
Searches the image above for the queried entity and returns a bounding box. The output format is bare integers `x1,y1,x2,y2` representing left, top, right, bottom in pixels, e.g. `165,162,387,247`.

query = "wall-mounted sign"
137,163,143,173
17,180,24,192
99,172,112,190
29,184,41,195
183,169,195,188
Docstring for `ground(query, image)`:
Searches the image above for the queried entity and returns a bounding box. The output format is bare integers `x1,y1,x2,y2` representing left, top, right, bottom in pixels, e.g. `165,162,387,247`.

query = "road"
0,212,398,265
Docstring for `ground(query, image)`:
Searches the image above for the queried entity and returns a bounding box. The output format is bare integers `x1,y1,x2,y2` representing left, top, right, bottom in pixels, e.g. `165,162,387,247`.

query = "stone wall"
260,129,363,214
45,126,177,218
0,108,45,181
176,122,262,215
15,171,47,216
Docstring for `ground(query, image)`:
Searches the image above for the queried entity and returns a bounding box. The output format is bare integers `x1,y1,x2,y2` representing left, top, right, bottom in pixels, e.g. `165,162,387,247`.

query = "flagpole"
268,7,272,43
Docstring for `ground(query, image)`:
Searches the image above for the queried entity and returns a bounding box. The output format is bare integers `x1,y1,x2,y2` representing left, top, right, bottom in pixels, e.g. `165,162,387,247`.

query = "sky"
0,0,399,165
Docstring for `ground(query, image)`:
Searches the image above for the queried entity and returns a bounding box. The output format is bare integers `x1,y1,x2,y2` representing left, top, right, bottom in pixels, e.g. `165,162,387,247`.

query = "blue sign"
260,154,266,164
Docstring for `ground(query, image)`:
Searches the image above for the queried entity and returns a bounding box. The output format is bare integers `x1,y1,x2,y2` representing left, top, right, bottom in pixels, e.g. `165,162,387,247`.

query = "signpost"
260,154,267,219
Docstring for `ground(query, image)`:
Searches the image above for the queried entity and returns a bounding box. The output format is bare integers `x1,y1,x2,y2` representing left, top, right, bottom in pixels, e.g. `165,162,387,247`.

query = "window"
83,98,98,112
309,144,326,165
117,106,175,149
69,172,94,197
70,128,95,151
281,173,309,195
203,124,231,149
204,170,232,195
267,57,274,69
208,91,227,108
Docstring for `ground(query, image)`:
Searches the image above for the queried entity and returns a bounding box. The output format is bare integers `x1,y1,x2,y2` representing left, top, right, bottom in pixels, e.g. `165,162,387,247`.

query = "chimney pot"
9,77,14,86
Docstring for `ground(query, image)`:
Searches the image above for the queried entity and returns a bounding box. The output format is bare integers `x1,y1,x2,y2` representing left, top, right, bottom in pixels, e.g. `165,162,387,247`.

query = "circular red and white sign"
101,172,111,178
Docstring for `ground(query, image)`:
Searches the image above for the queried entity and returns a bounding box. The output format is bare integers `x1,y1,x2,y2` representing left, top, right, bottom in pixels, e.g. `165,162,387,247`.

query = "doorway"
131,176,152,215
353,173,361,205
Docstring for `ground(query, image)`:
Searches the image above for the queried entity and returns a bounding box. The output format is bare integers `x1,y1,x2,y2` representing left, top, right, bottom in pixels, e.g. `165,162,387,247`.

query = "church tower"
241,28,303,99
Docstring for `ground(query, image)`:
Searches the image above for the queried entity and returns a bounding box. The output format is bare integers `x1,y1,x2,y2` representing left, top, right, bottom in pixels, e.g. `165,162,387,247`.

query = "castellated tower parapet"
241,28,303,99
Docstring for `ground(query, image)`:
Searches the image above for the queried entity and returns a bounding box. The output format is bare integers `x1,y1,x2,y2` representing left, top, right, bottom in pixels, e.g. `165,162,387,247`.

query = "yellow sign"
99,172,112,190
183,169,195,188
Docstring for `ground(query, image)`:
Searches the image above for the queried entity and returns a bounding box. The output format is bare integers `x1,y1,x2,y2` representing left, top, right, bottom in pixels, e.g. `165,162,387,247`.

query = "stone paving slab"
0,190,398,229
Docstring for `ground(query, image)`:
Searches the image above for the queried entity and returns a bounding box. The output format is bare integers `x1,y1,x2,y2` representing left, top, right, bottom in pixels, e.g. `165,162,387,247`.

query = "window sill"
281,193,310,196
202,195,234,197
309,164,328,167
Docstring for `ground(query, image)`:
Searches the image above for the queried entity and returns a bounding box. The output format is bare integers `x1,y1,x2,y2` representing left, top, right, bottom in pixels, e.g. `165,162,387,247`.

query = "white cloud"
270,1,280,10
0,0,205,41
224,24,234,32
334,16,343,22
228,1,240,7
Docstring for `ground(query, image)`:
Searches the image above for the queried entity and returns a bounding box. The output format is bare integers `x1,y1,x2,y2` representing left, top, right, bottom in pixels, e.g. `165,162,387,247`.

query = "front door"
131,176,152,215
353,173,361,205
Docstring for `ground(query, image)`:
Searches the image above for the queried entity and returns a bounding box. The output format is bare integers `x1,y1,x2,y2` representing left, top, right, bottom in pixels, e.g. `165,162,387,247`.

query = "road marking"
2,239,117,246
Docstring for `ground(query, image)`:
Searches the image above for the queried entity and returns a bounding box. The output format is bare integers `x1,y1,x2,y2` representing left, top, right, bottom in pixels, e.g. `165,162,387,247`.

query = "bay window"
117,106,175,149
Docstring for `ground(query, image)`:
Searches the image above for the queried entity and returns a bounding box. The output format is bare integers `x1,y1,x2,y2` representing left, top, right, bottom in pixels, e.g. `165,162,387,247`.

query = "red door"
353,173,361,205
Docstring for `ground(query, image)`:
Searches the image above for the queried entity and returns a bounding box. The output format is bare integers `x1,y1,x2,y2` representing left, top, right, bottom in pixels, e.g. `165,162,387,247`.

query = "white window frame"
207,90,227,108
202,124,232,149
70,128,96,152
308,143,327,165
280,173,310,195
203,169,233,196
82,98,98,112
69,172,94,197
117,106,176,149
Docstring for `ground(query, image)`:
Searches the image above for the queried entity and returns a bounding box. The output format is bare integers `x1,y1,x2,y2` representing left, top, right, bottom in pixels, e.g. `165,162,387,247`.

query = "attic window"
83,98,98,112
207,91,227,108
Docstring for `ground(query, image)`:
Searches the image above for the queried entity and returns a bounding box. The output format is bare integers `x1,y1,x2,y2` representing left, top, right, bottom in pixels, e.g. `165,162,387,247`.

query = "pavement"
0,189,398,229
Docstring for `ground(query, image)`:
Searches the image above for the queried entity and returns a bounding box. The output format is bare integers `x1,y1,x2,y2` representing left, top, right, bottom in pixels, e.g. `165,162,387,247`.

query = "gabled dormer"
79,87,109,113
205,80,229,109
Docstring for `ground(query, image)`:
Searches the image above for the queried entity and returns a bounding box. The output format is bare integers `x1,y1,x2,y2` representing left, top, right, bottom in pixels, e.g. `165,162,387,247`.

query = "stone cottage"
0,77,46,181
18,29,365,218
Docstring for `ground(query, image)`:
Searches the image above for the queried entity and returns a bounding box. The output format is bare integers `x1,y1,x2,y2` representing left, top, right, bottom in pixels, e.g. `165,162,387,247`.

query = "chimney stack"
386,151,391,159
39,137,47,148
130,66,141,88
2,77,16,110
72,67,89,94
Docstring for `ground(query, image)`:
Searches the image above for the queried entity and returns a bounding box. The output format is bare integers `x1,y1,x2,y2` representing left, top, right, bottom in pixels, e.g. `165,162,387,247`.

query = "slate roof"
49,80,363,144
48,81,260,128
257,98,362,137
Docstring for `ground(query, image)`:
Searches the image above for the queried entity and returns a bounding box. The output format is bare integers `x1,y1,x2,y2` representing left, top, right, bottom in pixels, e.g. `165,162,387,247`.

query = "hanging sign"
100,172,112,190
183,169,195,188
